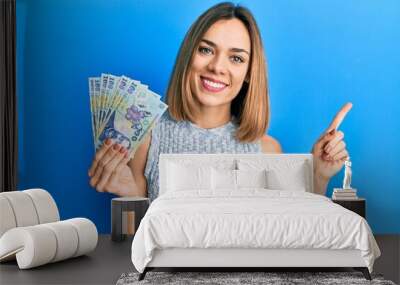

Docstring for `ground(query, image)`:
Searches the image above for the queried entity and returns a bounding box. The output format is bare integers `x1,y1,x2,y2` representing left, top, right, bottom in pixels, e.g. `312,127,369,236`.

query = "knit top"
144,112,263,201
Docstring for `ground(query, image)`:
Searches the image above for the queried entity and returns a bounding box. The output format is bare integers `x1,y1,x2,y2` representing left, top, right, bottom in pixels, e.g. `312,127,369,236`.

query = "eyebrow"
201,39,250,55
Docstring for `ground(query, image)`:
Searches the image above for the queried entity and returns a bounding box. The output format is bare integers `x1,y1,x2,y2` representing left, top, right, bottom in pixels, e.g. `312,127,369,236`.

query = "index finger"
89,139,113,176
326,102,353,133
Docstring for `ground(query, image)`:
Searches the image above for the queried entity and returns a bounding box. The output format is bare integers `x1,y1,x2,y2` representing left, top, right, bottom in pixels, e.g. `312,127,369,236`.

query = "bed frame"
139,249,371,280
138,154,372,281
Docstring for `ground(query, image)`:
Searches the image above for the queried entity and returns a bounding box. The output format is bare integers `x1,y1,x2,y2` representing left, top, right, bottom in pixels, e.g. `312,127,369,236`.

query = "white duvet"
131,190,380,273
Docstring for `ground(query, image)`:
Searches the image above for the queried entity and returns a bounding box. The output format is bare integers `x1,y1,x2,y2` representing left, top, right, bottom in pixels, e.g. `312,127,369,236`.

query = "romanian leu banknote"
88,74,168,157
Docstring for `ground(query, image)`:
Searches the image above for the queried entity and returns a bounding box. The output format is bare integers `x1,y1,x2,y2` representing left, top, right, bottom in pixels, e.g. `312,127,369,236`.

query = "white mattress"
131,190,380,273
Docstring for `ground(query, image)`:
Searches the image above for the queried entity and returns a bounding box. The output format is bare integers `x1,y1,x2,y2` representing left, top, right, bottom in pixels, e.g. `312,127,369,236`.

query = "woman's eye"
231,55,244,64
198,46,213,55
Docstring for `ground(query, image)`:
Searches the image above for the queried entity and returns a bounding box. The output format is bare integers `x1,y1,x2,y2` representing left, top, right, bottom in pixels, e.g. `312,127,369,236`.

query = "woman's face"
189,18,251,109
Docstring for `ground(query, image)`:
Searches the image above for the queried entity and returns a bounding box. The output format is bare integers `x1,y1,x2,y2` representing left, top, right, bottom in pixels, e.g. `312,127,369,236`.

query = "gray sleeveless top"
144,112,262,201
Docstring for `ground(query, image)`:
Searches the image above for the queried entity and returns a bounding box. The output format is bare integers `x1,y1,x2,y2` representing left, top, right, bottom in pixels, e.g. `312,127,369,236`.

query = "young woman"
88,2,351,201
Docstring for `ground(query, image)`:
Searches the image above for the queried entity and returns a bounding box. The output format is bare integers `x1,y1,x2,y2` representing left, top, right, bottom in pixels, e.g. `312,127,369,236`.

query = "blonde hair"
166,2,269,142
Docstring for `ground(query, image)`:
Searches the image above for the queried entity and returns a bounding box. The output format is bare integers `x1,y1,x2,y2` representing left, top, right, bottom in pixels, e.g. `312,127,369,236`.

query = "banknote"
88,74,168,157
98,75,132,144
96,78,140,150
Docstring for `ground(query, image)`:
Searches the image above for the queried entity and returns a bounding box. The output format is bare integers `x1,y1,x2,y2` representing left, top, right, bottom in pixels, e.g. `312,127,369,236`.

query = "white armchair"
0,189,98,269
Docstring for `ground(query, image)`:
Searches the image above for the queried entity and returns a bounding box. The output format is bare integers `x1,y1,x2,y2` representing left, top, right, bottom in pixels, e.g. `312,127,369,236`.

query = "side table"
111,197,150,241
332,198,366,218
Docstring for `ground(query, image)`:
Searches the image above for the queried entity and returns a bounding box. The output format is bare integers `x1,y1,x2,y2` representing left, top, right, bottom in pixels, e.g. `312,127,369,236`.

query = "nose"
207,54,227,75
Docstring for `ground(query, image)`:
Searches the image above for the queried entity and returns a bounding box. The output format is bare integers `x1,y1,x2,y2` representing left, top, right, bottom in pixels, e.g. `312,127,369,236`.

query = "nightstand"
332,198,366,218
111,197,150,242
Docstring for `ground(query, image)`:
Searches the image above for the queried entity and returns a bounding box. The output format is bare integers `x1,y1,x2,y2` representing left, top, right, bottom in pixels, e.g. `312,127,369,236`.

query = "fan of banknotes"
88,74,168,157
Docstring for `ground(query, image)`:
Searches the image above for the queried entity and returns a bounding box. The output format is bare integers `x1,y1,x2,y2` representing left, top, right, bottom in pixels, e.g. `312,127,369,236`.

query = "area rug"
116,271,396,285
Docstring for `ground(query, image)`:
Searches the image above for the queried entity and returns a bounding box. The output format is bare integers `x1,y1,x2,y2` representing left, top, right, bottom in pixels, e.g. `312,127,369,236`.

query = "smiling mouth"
200,76,228,93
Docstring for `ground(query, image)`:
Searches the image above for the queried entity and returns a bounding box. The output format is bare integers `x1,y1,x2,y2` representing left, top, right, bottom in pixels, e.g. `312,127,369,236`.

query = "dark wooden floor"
374,235,400,284
0,234,398,285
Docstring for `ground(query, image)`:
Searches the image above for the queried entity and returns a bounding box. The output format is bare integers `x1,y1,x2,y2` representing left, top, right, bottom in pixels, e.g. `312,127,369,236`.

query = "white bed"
131,154,380,280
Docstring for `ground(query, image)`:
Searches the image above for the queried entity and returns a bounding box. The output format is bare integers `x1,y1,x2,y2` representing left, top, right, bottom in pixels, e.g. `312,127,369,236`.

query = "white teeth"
203,79,225,89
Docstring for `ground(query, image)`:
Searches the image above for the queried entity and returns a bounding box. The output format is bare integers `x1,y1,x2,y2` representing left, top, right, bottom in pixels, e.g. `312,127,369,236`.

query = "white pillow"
212,168,237,190
237,159,308,191
236,169,267,189
167,163,212,191
211,169,268,190
266,168,307,191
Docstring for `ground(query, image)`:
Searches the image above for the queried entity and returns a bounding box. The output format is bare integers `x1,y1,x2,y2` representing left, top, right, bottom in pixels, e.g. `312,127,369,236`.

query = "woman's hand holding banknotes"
88,138,136,196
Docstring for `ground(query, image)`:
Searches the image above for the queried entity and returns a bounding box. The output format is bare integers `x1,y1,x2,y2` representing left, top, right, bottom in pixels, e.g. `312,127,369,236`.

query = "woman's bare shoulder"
260,134,282,153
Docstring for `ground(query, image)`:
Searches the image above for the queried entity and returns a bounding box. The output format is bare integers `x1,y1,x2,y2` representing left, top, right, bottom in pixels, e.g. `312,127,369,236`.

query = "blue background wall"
16,0,400,234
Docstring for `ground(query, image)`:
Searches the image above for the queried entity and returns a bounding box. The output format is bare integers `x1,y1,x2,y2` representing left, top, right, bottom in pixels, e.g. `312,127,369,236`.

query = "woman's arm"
127,133,151,197
313,174,329,196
